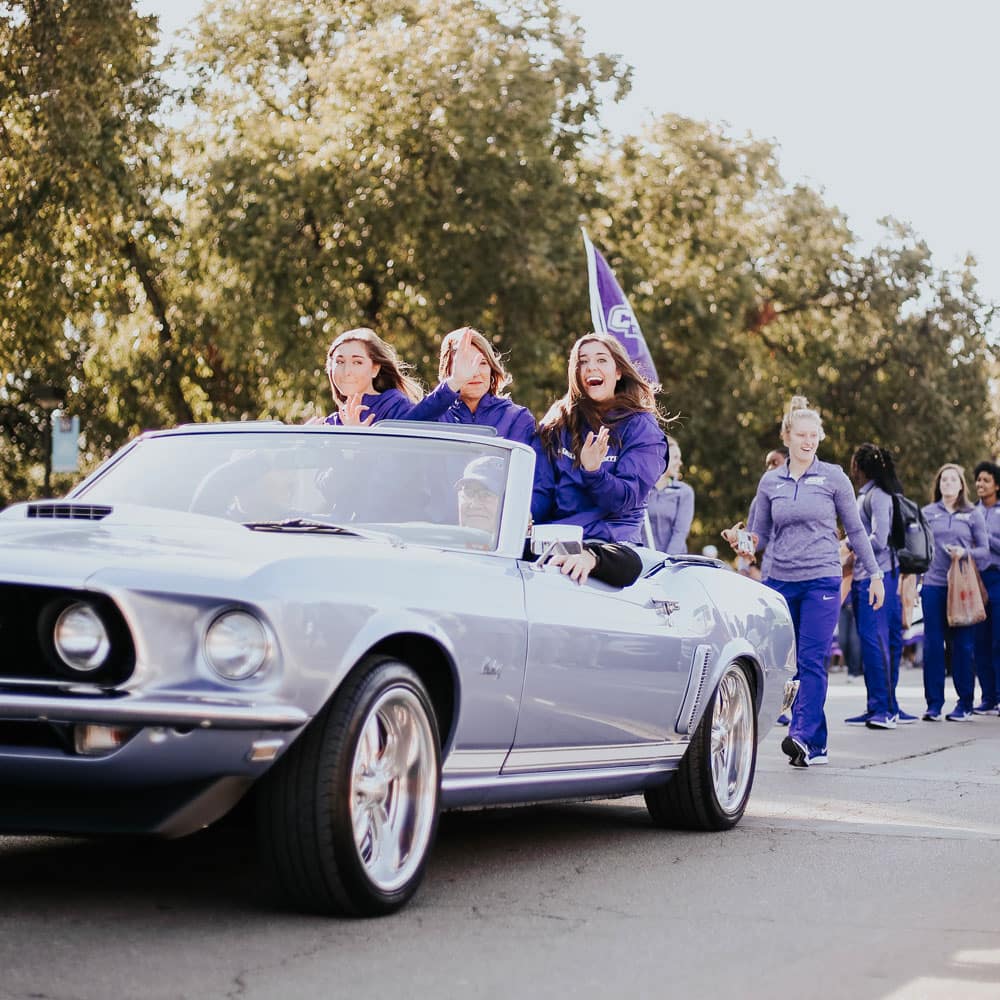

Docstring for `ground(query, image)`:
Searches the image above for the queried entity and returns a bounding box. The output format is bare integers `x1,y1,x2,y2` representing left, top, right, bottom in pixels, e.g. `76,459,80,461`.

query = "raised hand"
338,393,374,426
580,425,610,472
447,328,484,391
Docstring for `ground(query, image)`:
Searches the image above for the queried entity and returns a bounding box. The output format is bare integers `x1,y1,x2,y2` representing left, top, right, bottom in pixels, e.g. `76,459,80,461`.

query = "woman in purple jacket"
920,463,989,722
746,396,884,768
433,328,537,445
321,327,479,426
531,333,665,544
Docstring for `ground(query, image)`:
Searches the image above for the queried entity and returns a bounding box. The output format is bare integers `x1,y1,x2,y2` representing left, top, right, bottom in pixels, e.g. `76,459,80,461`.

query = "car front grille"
0,583,135,688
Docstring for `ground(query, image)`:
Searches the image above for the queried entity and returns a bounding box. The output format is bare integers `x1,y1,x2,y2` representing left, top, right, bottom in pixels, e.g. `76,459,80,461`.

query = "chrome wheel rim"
349,685,438,892
709,665,755,813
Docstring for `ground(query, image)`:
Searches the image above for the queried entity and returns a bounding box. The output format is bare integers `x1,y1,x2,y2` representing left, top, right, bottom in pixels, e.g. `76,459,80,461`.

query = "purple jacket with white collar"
748,457,880,581
531,410,665,543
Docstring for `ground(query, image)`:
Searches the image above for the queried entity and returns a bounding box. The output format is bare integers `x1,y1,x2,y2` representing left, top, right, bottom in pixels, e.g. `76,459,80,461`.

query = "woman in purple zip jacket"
531,333,665,544
920,463,989,722
320,327,481,425
746,396,884,768
433,327,537,445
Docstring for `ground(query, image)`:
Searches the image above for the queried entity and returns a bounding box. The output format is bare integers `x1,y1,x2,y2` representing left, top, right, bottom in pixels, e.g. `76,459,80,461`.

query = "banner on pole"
581,228,658,383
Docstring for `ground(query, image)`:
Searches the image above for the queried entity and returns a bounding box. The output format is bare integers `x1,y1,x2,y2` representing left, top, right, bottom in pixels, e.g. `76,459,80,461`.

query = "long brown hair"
932,462,973,510
539,333,663,461
325,328,423,404
438,327,513,397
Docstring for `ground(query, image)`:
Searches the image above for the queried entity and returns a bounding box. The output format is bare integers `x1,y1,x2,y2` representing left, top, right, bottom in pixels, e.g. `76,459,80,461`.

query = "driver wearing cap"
457,456,642,587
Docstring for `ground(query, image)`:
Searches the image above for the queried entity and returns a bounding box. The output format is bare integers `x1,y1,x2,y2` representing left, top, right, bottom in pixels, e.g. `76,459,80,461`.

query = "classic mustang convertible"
0,422,794,915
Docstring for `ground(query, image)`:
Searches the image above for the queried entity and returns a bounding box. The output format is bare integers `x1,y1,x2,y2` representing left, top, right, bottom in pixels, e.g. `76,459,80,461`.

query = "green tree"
0,0,190,499
177,0,627,420
594,115,996,549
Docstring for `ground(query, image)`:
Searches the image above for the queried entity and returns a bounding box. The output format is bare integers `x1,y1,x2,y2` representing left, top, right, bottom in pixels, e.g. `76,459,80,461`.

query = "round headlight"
205,611,268,681
53,603,111,673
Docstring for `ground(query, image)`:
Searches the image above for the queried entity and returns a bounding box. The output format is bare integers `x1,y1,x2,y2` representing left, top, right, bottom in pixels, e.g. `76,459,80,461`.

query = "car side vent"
26,504,113,521
676,644,713,735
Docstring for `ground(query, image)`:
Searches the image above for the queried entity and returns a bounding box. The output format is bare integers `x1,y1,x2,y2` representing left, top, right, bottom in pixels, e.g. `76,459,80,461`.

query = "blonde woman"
746,396,884,767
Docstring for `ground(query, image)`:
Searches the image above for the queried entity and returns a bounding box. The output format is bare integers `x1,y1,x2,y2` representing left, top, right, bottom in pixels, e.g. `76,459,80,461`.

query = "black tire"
257,655,441,916
645,660,758,831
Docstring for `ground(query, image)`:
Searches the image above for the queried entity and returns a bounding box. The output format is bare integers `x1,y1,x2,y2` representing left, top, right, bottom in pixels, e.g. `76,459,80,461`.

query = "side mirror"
530,523,584,556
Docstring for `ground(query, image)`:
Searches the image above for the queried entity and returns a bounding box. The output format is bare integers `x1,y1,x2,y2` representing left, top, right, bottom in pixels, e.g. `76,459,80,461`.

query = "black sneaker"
781,735,810,768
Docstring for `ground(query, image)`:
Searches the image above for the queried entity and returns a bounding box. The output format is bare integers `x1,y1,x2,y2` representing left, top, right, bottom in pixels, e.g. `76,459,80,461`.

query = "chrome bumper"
0,691,309,730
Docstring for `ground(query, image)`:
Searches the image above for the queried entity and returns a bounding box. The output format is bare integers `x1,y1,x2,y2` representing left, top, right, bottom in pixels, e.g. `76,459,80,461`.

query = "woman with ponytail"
744,396,884,768
843,444,916,728
532,333,665,543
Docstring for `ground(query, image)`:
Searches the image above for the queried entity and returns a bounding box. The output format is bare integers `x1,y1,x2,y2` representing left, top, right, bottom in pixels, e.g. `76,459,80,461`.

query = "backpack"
863,490,934,575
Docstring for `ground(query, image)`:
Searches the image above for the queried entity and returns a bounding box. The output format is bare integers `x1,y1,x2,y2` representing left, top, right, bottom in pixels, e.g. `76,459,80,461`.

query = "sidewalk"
753,662,1000,835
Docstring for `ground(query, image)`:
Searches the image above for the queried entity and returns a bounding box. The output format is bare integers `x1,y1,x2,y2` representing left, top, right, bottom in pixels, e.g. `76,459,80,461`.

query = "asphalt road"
1,667,998,1000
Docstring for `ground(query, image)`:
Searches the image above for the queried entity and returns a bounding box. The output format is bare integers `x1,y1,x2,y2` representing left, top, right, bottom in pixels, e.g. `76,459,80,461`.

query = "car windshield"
74,430,510,551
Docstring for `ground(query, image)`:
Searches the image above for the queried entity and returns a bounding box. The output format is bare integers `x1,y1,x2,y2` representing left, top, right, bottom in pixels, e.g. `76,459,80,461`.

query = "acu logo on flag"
607,304,642,341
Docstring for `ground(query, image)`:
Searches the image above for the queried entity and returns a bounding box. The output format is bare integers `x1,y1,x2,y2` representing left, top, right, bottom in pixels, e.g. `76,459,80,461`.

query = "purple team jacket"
531,410,665,543
748,456,880,581
323,383,456,426
437,390,537,445
920,501,988,587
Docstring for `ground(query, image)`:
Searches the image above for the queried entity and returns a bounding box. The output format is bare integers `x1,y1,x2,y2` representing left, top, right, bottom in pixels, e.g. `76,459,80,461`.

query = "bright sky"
139,0,1000,307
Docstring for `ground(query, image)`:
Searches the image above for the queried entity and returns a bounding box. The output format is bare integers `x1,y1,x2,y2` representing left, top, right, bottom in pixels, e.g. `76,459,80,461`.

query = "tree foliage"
0,0,187,502
1,0,996,535
177,0,627,419
595,118,996,546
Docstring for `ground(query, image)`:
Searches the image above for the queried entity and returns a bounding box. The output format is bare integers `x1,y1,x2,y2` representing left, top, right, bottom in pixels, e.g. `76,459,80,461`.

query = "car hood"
0,502,408,591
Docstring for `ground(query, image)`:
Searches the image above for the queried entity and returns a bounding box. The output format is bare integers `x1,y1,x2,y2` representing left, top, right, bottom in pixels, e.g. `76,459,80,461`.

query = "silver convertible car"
0,422,795,915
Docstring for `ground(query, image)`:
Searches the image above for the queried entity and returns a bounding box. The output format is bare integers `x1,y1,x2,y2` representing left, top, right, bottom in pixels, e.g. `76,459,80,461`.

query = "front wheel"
645,660,758,830
257,656,441,915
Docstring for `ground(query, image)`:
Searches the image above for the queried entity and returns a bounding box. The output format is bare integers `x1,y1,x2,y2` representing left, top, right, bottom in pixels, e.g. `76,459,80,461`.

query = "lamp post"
30,384,66,496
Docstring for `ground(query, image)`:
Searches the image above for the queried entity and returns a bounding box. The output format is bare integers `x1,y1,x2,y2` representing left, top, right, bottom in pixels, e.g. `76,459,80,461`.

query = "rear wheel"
645,660,757,830
257,655,440,915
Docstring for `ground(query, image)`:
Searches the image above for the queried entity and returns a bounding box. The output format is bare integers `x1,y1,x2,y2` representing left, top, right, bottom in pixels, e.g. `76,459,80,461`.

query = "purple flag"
582,228,658,383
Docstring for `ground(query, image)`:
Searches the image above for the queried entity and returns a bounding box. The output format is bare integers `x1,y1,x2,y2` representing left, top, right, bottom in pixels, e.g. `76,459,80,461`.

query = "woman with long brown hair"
531,333,665,543
919,463,988,721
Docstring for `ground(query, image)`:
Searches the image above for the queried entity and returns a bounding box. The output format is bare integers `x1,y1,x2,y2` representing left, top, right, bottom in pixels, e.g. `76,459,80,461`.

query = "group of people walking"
724,396,1000,769
316,327,1000,769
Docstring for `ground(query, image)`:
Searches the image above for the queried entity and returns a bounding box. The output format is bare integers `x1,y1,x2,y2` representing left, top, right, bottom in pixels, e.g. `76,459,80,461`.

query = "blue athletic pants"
974,567,1000,707
921,584,976,714
852,568,901,716
766,576,841,754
